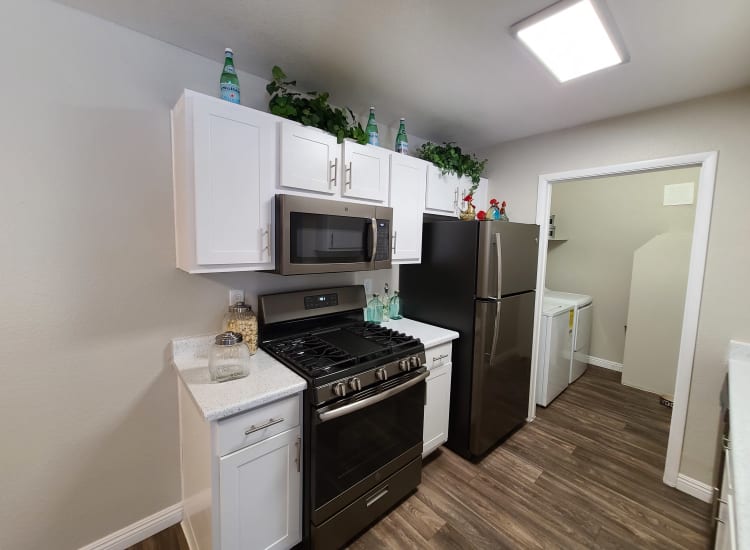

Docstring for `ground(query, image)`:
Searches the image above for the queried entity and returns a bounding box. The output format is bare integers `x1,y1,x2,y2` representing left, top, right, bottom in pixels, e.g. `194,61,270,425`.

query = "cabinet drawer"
216,395,300,457
425,342,452,370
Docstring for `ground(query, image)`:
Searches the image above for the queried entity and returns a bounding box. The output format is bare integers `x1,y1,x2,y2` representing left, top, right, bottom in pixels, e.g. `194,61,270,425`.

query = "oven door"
276,194,392,275
310,368,427,525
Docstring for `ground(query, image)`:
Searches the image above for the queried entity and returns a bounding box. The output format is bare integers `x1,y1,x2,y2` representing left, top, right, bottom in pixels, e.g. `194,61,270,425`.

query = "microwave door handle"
370,217,377,262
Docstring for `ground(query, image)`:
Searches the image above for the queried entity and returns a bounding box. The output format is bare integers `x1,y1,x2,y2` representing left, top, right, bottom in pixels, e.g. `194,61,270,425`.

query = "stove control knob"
398,359,410,372
332,382,347,397
376,368,388,381
348,377,362,391
409,356,421,368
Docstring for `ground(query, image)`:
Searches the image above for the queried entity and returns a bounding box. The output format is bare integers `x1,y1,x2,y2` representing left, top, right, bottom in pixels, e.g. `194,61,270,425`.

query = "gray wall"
480,87,750,485
0,1,406,548
547,167,699,364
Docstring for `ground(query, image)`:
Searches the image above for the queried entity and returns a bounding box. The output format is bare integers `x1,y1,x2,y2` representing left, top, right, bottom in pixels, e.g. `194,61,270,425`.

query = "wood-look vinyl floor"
133,366,712,549
348,366,712,550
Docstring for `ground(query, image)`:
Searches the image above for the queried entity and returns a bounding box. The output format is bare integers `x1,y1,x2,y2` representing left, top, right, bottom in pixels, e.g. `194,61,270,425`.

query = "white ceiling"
53,0,750,151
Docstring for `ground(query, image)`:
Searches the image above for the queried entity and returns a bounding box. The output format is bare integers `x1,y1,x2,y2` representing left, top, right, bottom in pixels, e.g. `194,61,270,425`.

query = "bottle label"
368,132,379,146
220,82,240,104
396,142,408,154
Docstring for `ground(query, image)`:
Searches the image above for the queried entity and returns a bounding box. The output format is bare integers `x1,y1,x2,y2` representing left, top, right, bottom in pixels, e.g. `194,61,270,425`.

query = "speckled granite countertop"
171,334,306,421
729,340,750,550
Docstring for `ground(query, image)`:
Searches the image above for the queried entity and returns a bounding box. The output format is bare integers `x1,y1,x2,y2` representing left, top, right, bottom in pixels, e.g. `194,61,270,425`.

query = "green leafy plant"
416,141,488,194
266,66,367,144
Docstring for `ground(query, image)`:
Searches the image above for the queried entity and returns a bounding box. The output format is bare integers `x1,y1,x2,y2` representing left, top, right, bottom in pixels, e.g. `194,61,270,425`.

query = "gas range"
258,285,427,549
263,321,425,405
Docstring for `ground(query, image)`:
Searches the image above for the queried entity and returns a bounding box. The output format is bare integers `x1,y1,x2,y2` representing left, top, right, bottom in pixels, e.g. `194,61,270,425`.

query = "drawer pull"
244,417,284,435
432,354,450,362
366,486,389,508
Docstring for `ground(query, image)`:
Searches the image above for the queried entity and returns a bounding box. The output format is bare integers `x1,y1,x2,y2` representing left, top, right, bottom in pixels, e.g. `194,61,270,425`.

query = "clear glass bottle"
388,291,402,320
381,283,391,321
365,107,379,146
395,118,408,154
209,332,251,382
220,48,240,104
223,301,258,354
367,293,383,323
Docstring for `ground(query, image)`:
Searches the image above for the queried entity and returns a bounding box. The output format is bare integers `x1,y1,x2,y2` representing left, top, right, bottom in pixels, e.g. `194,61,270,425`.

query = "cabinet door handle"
330,159,338,188
346,161,352,189
295,436,301,473
391,231,397,253
244,417,284,435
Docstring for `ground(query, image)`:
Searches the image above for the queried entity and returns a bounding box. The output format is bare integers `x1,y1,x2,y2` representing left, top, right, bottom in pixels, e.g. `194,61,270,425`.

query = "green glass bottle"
365,107,379,146
388,291,402,319
220,48,240,104
395,118,408,154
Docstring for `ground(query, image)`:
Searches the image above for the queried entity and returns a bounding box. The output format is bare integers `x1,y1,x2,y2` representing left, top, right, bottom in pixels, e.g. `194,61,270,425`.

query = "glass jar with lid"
209,331,251,382
223,301,258,354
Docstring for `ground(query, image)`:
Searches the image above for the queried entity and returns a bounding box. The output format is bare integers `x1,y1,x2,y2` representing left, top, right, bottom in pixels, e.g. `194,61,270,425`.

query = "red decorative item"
477,210,486,220
489,198,499,206
463,194,474,204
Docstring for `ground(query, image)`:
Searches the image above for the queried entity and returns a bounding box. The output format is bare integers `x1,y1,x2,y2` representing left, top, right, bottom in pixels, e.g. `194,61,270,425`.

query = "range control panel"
304,293,339,310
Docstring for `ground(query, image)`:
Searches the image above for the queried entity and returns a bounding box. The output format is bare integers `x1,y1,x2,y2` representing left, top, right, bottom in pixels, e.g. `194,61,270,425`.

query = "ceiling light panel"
512,0,628,83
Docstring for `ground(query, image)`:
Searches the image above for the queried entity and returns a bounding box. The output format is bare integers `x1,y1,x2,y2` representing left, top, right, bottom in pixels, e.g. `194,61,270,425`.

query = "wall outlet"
229,289,244,306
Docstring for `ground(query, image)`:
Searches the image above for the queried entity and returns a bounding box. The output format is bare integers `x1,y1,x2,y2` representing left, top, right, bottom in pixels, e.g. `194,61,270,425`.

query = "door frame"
528,151,718,487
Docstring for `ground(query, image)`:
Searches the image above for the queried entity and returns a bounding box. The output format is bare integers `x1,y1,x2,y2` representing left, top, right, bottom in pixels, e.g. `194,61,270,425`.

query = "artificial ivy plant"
266,66,367,144
416,141,488,194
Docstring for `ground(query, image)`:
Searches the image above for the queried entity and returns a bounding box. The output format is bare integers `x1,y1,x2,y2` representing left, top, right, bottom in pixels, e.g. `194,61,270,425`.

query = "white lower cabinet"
715,448,736,550
179,383,303,550
219,428,301,550
422,341,454,457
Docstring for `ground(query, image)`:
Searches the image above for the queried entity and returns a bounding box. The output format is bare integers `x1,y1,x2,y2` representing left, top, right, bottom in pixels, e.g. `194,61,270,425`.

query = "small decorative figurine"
487,199,501,220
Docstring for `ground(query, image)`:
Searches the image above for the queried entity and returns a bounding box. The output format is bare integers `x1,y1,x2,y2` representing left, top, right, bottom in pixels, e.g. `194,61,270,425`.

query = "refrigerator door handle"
495,232,502,298
488,300,502,366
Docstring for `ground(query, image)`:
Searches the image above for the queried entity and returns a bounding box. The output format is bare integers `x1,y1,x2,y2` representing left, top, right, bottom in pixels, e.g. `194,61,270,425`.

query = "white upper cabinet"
279,121,341,195
172,90,276,273
425,165,460,216
389,154,428,263
342,141,390,203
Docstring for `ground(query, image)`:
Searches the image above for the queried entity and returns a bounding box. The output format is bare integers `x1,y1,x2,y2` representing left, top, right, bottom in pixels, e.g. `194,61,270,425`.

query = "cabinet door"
192,96,275,267
425,165,459,215
423,362,452,457
390,154,427,263
342,141,390,202
219,427,302,550
279,122,340,194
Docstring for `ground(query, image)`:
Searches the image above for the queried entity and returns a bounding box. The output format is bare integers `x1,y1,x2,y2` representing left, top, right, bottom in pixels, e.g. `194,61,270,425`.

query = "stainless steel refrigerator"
400,219,539,459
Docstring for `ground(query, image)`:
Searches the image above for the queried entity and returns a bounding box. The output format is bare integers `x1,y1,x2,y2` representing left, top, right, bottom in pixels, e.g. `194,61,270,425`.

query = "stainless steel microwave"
275,194,392,275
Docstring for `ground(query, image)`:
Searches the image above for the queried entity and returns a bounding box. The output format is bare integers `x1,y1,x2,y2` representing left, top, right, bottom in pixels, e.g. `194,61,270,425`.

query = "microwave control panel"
375,220,390,261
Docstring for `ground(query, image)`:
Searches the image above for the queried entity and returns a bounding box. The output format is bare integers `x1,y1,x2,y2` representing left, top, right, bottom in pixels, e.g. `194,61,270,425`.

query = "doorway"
528,151,718,490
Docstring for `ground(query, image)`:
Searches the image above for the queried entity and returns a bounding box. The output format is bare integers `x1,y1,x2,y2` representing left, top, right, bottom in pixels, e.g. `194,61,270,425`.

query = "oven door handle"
317,369,428,423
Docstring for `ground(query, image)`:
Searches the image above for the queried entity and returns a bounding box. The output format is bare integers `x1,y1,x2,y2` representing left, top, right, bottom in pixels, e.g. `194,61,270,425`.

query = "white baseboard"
675,473,713,503
586,355,623,372
79,503,183,550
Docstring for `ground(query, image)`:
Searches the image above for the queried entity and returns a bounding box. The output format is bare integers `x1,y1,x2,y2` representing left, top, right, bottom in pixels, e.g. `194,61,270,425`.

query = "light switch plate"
229,289,244,306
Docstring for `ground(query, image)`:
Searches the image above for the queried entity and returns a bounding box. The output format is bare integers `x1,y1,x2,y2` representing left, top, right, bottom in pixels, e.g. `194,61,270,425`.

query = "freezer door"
477,221,539,298
470,291,535,456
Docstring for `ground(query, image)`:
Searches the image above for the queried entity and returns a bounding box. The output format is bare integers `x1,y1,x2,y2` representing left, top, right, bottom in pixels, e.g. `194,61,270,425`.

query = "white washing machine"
536,301,574,407
545,290,593,383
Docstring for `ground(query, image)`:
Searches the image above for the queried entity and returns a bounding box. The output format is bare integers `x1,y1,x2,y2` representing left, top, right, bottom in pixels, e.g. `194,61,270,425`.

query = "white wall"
480,87,750,484
0,1,409,548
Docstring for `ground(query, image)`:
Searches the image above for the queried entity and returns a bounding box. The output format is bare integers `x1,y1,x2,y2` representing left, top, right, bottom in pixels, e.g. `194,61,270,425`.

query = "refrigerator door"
470,291,535,456
477,221,539,299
